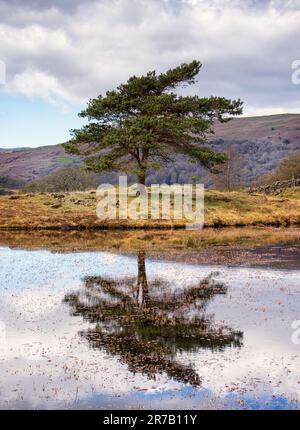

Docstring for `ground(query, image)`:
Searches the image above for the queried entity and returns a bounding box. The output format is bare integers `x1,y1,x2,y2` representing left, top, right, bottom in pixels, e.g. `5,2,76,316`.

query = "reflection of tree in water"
64,252,242,386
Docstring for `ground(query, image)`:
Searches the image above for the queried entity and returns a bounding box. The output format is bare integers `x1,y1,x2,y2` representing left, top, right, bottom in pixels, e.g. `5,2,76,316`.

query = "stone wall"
247,178,300,195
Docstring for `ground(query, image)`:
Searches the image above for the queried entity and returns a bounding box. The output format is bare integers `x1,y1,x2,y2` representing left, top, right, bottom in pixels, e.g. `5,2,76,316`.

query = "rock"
247,178,300,195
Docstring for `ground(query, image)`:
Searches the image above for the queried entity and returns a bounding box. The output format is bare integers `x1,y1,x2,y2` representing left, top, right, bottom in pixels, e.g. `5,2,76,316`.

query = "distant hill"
0,144,82,184
1,114,300,187
213,113,300,142
0,147,31,152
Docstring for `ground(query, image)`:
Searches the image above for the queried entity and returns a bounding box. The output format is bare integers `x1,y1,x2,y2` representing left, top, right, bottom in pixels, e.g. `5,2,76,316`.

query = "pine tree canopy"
63,60,243,184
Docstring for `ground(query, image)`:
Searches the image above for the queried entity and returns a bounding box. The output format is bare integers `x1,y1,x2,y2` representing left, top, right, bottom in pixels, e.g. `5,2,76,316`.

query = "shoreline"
1,226,300,269
2,220,300,231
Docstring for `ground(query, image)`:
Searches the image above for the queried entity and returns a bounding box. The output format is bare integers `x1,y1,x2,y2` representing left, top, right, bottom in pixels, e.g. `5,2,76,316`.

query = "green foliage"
53,156,75,166
64,60,243,183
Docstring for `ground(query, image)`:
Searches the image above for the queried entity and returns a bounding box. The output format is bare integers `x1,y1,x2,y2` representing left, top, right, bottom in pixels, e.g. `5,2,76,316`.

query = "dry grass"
1,226,300,267
1,187,300,230
1,226,300,253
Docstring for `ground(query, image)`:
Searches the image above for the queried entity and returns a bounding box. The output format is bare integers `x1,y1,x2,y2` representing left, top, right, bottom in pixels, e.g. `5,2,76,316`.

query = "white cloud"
0,0,299,114
7,67,82,107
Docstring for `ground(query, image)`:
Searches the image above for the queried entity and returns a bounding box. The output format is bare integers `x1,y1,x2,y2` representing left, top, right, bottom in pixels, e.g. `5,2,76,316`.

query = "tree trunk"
136,251,149,307
137,148,148,185
137,171,146,186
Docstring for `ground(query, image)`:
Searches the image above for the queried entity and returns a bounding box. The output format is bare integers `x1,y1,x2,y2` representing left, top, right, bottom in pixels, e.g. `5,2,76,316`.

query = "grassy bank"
1,187,300,230
1,225,300,250
1,227,300,268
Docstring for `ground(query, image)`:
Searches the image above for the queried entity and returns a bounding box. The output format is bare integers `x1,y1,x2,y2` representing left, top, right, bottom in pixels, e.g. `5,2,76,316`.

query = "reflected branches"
64,252,242,386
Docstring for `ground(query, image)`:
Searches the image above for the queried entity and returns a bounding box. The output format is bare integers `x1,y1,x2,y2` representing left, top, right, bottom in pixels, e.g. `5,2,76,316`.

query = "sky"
0,0,300,148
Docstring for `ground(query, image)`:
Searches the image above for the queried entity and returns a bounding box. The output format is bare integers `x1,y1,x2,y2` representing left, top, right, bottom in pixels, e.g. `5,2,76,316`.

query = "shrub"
23,166,98,193
254,152,300,186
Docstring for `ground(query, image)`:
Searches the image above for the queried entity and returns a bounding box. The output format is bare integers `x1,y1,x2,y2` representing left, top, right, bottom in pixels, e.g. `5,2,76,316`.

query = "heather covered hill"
213,113,300,143
0,144,81,184
1,114,300,187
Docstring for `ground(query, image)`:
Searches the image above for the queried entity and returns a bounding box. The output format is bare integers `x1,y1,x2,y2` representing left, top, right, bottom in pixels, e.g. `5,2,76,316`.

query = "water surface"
0,246,299,409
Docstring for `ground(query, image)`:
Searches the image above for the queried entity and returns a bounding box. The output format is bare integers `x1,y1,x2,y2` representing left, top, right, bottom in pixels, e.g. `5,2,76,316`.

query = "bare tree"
254,152,300,187
210,144,242,191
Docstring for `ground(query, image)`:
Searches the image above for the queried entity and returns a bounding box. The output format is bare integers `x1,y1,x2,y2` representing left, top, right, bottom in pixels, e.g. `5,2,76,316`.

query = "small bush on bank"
23,166,98,193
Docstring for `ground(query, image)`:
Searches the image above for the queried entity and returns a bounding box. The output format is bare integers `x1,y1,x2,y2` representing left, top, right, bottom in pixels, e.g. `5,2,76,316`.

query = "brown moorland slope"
1,114,300,186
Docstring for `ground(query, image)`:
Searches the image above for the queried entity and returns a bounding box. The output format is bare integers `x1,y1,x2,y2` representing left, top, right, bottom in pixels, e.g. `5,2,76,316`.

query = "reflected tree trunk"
136,251,150,308
64,253,243,387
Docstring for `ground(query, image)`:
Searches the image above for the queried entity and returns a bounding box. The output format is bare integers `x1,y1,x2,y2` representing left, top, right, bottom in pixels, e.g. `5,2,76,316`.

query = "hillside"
0,144,81,184
212,113,300,142
1,114,300,186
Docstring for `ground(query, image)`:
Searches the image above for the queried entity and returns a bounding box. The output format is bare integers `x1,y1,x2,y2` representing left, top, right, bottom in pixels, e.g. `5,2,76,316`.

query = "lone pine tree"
64,60,243,185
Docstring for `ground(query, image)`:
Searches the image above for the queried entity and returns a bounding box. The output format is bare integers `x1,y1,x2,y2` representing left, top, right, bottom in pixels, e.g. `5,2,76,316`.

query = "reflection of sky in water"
84,389,297,411
0,247,299,409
